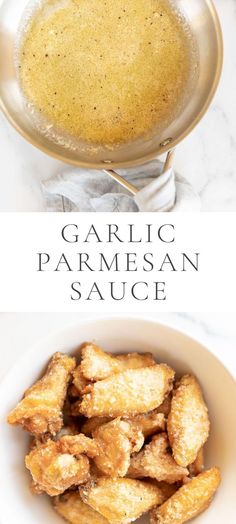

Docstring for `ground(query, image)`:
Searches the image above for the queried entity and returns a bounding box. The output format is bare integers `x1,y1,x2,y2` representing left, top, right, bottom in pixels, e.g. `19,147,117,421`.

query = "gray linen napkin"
42,159,201,212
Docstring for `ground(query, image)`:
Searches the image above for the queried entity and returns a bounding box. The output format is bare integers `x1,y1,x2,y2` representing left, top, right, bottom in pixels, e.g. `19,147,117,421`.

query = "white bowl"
0,316,235,524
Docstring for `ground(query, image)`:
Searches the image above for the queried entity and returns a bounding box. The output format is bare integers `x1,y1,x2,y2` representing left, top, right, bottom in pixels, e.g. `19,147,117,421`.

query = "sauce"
19,0,197,146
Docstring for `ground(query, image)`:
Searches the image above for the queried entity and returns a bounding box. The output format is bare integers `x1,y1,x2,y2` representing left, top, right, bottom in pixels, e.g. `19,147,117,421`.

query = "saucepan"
0,0,223,184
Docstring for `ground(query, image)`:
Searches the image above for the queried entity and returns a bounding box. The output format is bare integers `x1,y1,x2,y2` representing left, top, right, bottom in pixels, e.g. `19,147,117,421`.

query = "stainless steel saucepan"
0,0,223,181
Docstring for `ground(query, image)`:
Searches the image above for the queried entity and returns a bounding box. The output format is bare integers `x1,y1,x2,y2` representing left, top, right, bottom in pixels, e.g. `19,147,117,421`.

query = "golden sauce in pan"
19,0,197,146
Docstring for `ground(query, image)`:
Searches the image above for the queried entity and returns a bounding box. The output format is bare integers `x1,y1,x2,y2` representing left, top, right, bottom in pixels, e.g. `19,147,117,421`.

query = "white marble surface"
0,0,236,211
0,313,235,382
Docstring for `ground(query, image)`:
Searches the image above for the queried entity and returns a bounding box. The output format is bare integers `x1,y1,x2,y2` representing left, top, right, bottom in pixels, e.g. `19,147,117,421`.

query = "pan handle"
103,149,175,195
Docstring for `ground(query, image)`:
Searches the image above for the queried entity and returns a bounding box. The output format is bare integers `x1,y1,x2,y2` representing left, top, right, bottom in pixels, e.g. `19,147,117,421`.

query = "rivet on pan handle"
103,149,175,195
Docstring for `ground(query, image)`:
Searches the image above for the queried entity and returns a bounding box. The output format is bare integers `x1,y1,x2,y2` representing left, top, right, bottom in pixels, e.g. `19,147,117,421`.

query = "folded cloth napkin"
42,159,201,212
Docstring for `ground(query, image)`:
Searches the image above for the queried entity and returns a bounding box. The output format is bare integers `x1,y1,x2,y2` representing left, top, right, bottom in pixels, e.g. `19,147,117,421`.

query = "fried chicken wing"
58,434,99,458
25,439,90,496
53,492,109,524
82,416,112,436
167,375,210,467
128,433,188,484
80,477,165,524
92,418,144,477
73,365,90,394
82,411,165,441
81,343,156,381
116,352,156,371
150,467,221,524
126,411,166,438
79,365,175,418
8,353,76,436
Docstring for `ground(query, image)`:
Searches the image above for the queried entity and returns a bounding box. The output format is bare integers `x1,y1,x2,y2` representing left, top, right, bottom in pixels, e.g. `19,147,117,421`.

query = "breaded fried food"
150,467,221,524
58,434,99,458
82,416,112,436
82,411,165,439
81,343,156,381
79,365,175,418
73,365,90,394
80,477,165,524
128,433,188,484
53,492,109,524
8,353,76,436
25,439,90,496
93,418,144,477
167,375,210,467
126,411,166,438
116,352,156,369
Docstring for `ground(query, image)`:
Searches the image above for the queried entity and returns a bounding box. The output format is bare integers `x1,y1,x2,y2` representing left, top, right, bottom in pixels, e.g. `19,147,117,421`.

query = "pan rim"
0,0,224,170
